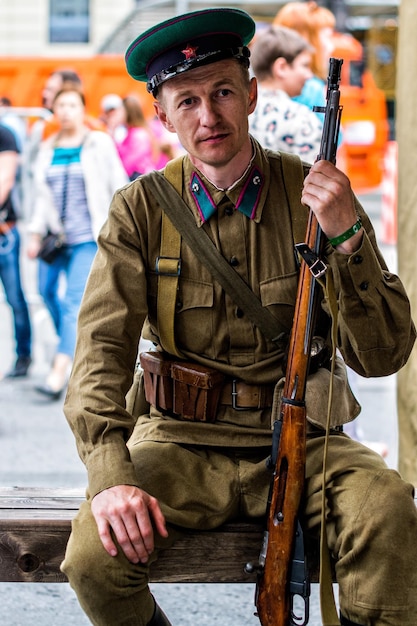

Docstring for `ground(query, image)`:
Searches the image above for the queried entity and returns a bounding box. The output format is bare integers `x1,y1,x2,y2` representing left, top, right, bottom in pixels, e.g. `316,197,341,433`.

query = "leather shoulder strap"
155,157,185,357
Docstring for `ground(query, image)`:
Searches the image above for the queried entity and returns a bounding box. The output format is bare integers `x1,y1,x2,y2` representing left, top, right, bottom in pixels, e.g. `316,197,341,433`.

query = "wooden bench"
0,487,323,584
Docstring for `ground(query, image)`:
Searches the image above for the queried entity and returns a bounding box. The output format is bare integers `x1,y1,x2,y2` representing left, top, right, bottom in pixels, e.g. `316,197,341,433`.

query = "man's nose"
200,100,219,125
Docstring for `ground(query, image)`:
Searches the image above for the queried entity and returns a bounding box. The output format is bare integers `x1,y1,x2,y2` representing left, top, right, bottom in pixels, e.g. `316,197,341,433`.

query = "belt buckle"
231,379,252,411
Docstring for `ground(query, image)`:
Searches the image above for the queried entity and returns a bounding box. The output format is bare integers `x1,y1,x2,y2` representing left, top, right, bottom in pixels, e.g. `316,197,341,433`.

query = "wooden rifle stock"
252,58,343,626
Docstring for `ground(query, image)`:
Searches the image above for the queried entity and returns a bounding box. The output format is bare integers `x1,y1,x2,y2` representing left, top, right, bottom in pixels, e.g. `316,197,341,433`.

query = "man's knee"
337,470,417,625
363,469,416,536
61,500,109,588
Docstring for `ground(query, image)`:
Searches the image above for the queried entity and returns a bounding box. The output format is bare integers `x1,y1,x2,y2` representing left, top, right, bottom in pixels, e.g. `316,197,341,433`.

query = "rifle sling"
156,204,184,358
318,271,341,626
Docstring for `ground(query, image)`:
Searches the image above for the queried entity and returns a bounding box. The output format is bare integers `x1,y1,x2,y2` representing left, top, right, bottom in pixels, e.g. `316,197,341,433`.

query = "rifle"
247,58,344,626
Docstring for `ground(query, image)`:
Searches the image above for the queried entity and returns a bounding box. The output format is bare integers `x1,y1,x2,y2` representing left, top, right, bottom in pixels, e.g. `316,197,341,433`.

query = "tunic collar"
183,138,271,226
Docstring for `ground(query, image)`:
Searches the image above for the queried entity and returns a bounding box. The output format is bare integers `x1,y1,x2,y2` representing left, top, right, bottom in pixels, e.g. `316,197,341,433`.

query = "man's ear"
272,56,288,79
248,77,258,115
153,101,176,133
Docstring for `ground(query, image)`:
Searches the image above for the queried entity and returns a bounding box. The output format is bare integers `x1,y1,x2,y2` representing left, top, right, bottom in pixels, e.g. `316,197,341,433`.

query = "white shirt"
249,87,323,164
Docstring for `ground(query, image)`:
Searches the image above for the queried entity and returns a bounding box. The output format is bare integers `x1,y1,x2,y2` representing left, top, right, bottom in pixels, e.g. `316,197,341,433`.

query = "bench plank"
0,487,320,584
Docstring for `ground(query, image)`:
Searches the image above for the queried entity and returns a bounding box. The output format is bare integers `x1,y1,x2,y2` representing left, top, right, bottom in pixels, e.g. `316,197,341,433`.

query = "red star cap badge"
181,44,199,60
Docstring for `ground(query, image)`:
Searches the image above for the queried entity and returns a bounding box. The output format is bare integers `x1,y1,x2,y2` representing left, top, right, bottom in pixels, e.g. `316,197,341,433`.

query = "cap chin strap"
147,46,250,95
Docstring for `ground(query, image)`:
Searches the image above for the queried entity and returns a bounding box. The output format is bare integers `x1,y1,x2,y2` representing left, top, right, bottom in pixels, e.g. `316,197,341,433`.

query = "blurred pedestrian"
249,25,323,163
26,84,128,399
27,69,85,161
0,96,27,151
0,123,32,379
0,96,27,217
27,70,106,337
273,1,336,117
42,69,83,111
99,93,126,142
115,95,167,180
27,69,104,176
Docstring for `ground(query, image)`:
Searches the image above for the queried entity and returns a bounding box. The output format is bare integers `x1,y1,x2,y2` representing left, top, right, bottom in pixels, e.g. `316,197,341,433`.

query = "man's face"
42,74,63,110
154,60,257,170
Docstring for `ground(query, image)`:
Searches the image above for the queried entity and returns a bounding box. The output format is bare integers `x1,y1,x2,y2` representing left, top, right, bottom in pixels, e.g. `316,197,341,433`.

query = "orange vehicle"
332,32,390,192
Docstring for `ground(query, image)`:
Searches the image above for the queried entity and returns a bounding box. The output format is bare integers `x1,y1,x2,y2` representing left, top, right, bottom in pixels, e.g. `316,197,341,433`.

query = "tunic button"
224,206,234,216
236,307,244,318
176,299,183,310
229,256,239,266
353,254,363,264
359,281,369,291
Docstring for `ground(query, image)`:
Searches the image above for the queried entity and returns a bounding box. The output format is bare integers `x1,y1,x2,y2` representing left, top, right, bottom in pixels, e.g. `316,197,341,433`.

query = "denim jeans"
38,258,62,334
41,241,97,357
0,225,31,358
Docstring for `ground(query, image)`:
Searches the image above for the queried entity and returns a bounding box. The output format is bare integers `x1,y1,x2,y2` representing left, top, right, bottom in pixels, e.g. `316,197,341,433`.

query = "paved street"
0,188,399,625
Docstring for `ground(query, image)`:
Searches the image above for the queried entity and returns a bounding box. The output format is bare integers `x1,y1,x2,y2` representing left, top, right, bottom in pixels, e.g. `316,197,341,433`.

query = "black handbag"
37,153,71,264
37,231,65,264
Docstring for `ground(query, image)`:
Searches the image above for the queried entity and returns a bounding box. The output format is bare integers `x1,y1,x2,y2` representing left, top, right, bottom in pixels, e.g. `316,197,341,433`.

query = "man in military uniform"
61,8,417,626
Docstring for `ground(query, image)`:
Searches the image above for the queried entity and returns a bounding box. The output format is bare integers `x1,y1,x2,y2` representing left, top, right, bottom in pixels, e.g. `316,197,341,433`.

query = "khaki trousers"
62,432,417,626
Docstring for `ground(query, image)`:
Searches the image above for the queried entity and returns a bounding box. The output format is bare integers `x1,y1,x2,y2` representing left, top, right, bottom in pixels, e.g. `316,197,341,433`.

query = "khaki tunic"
63,140,415,499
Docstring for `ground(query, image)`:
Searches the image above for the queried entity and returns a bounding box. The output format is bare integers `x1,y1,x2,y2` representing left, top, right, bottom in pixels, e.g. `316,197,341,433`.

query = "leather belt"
220,380,274,410
0,221,16,234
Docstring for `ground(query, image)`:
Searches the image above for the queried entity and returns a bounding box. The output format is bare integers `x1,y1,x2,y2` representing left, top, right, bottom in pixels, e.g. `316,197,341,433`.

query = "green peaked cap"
125,8,256,94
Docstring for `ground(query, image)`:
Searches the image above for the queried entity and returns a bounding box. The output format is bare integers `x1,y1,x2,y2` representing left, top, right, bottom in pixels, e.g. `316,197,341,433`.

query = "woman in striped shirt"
27,84,129,399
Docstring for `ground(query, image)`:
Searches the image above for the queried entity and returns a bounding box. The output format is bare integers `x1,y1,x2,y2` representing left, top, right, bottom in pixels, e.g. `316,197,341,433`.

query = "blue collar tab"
189,167,264,223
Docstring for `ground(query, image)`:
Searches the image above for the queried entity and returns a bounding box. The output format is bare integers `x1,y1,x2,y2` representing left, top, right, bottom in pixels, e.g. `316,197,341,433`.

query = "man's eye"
181,97,194,106
219,89,231,97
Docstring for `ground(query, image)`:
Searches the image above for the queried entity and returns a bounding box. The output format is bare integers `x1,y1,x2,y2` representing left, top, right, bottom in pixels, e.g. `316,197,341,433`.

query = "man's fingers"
91,486,168,563
113,515,149,563
148,496,168,539
95,517,118,558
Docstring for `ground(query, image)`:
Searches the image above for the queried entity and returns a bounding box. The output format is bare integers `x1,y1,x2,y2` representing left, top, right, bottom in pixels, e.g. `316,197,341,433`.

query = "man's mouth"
201,132,228,143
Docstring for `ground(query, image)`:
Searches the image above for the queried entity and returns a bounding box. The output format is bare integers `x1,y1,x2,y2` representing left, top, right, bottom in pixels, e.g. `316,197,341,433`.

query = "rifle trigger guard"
295,243,327,278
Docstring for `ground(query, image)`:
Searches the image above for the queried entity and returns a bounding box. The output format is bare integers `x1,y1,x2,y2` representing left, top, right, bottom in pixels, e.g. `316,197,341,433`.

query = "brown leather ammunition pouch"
139,352,225,422
171,361,225,422
139,351,174,413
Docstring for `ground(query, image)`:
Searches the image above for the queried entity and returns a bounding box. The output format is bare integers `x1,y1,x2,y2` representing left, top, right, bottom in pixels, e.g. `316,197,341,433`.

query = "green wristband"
328,217,362,247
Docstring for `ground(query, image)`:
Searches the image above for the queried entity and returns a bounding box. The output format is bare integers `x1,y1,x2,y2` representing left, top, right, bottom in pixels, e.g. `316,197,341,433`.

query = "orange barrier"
332,33,389,194
0,56,155,120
